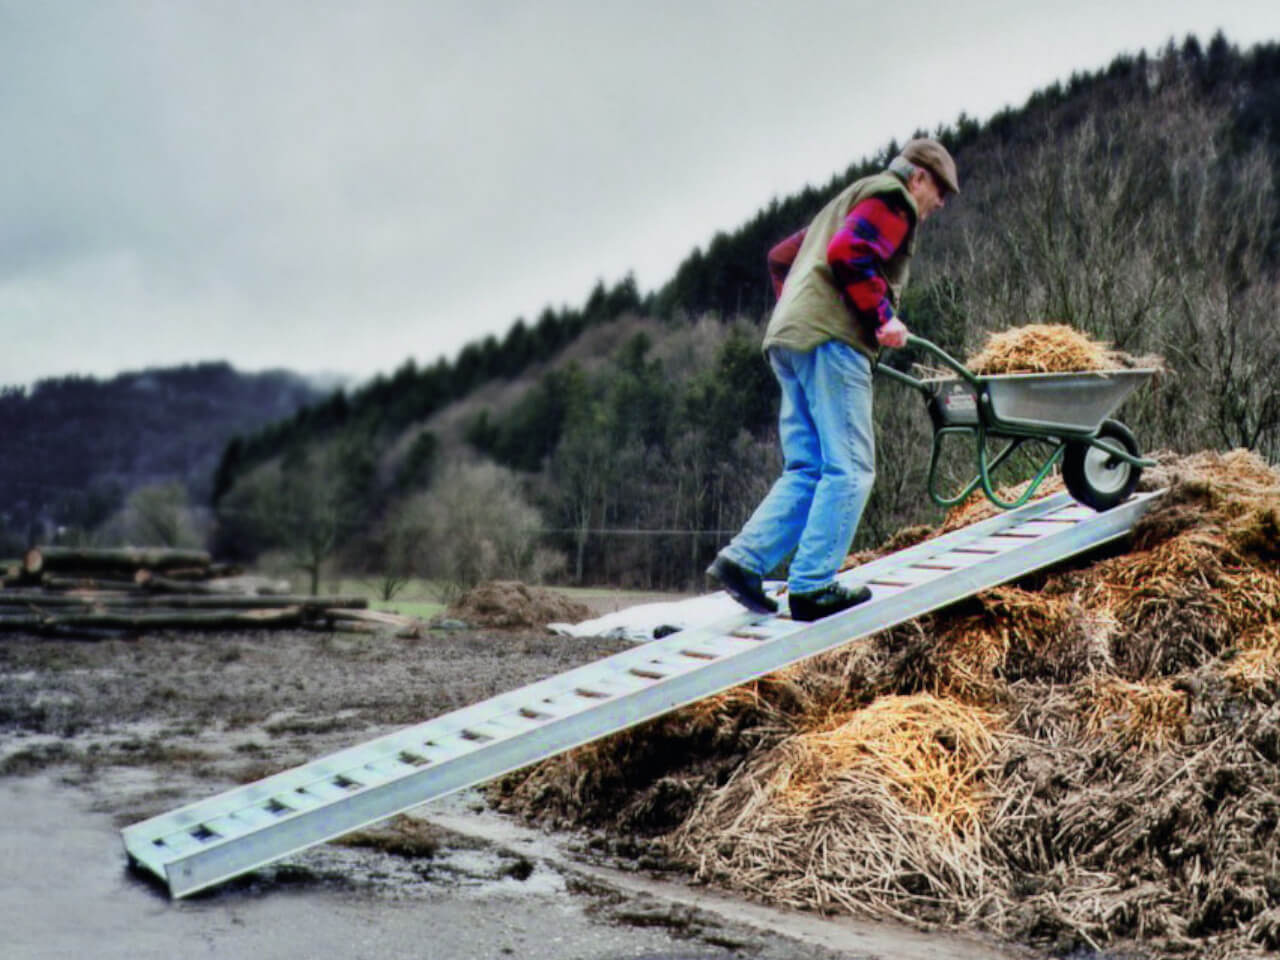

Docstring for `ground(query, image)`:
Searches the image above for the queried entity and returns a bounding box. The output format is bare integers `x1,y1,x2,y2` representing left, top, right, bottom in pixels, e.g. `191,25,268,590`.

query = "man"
708,138,958,621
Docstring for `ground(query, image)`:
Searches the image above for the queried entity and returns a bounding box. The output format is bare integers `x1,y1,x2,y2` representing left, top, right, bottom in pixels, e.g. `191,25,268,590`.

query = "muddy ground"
0,617,1026,960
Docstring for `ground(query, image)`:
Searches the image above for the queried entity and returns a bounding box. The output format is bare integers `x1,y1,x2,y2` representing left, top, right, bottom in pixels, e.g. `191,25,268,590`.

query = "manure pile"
494,449,1280,959
446,580,592,629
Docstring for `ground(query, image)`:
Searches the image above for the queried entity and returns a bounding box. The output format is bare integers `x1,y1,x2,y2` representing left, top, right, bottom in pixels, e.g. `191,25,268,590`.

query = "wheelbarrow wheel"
1063,419,1142,511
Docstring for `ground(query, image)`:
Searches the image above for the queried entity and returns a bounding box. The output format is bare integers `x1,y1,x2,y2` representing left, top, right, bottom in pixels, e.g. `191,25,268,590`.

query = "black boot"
706,555,777,614
788,582,872,622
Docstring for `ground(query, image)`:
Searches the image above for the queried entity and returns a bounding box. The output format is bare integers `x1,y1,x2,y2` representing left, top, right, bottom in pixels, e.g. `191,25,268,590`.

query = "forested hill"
0,363,321,553
219,32,1280,490
115,35,1280,588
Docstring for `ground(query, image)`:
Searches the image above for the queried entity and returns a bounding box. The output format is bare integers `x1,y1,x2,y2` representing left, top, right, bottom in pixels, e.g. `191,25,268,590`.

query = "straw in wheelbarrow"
965,322,1163,375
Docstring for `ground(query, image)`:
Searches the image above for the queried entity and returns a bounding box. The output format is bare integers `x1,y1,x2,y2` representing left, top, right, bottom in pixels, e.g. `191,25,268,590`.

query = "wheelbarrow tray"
921,368,1159,436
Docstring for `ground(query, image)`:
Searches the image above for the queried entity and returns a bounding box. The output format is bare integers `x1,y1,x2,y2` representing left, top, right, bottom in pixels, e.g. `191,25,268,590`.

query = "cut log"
137,574,294,597
24,546,213,576
36,606,305,631
203,575,293,596
148,566,217,581
146,594,367,610
0,590,133,607
0,591,366,611
43,575,142,592
6,561,42,588
136,572,225,595
0,614,43,630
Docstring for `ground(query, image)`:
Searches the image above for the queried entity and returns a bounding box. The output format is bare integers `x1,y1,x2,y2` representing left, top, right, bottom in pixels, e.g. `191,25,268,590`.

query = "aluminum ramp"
122,489,1161,897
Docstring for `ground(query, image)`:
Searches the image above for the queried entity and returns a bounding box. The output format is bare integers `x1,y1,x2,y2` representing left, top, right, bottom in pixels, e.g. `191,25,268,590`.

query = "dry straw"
963,322,1164,375
1223,623,1280,690
668,694,1003,924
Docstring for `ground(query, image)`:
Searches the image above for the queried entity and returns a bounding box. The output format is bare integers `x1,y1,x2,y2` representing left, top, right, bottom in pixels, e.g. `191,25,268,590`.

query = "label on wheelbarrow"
939,384,978,424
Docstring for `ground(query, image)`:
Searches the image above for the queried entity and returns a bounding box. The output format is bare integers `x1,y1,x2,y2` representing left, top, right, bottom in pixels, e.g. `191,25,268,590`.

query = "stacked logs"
0,546,408,636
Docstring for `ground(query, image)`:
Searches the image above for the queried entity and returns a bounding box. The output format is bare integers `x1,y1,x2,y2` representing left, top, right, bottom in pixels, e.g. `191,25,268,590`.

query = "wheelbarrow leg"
977,430,1064,510
928,427,1055,510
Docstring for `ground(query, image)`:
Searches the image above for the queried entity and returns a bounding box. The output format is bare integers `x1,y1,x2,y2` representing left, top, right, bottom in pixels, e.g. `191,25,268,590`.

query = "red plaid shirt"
768,193,913,329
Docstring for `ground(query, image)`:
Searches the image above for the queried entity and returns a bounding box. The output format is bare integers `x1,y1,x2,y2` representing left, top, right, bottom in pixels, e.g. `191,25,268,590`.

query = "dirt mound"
495,450,1280,958
446,581,592,629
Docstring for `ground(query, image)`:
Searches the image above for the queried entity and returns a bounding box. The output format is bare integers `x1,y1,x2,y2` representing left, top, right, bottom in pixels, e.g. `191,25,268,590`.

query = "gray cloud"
1,0,1276,386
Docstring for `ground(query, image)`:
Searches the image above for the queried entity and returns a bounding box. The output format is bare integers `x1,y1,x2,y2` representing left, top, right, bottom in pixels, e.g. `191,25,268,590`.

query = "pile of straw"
964,322,1159,375
496,448,1280,958
666,695,1001,924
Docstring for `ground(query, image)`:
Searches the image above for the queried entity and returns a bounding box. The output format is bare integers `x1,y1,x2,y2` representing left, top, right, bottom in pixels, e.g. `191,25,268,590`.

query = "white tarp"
549,583,784,642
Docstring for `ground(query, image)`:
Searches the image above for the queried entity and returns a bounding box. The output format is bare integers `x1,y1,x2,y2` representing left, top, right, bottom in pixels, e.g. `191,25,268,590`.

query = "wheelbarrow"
877,335,1158,511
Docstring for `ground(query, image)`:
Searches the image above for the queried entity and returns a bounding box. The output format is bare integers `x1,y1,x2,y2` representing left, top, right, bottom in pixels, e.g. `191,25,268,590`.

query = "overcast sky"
2,2,1277,389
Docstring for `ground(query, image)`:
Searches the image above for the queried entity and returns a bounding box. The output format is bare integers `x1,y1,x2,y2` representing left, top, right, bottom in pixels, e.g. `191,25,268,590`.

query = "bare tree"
101,482,206,549
216,443,367,595
386,461,560,601
547,406,617,584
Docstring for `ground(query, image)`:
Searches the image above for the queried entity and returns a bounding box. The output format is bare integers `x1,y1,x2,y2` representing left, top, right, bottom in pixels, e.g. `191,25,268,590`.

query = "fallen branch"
325,608,420,627
318,619,383,635
324,607,428,638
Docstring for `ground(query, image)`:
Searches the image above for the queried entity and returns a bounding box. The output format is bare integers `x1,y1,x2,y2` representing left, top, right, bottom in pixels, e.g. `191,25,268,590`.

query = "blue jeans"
721,340,875,594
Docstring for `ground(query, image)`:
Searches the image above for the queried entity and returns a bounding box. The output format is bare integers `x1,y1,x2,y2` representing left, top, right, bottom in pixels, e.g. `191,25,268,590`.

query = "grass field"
320,577,446,620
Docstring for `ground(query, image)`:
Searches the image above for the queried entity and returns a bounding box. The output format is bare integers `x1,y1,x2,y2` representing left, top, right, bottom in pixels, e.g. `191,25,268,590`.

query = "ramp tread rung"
872,565,950,586
354,758,417,785
639,655,701,675
414,740,472,763
966,535,1044,553
730,624,797,640
200,816,241,841
155,830,202,856
297,779,356,802
580,672,652,696
1045,505,1098,520
914,552,990,571
866,583,910,598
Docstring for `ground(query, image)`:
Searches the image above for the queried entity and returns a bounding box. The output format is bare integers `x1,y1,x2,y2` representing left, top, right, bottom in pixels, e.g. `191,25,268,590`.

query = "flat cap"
900,138,959,194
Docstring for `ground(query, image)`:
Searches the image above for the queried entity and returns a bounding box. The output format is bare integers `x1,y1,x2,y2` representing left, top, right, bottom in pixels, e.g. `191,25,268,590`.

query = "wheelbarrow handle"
902,334,982,388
